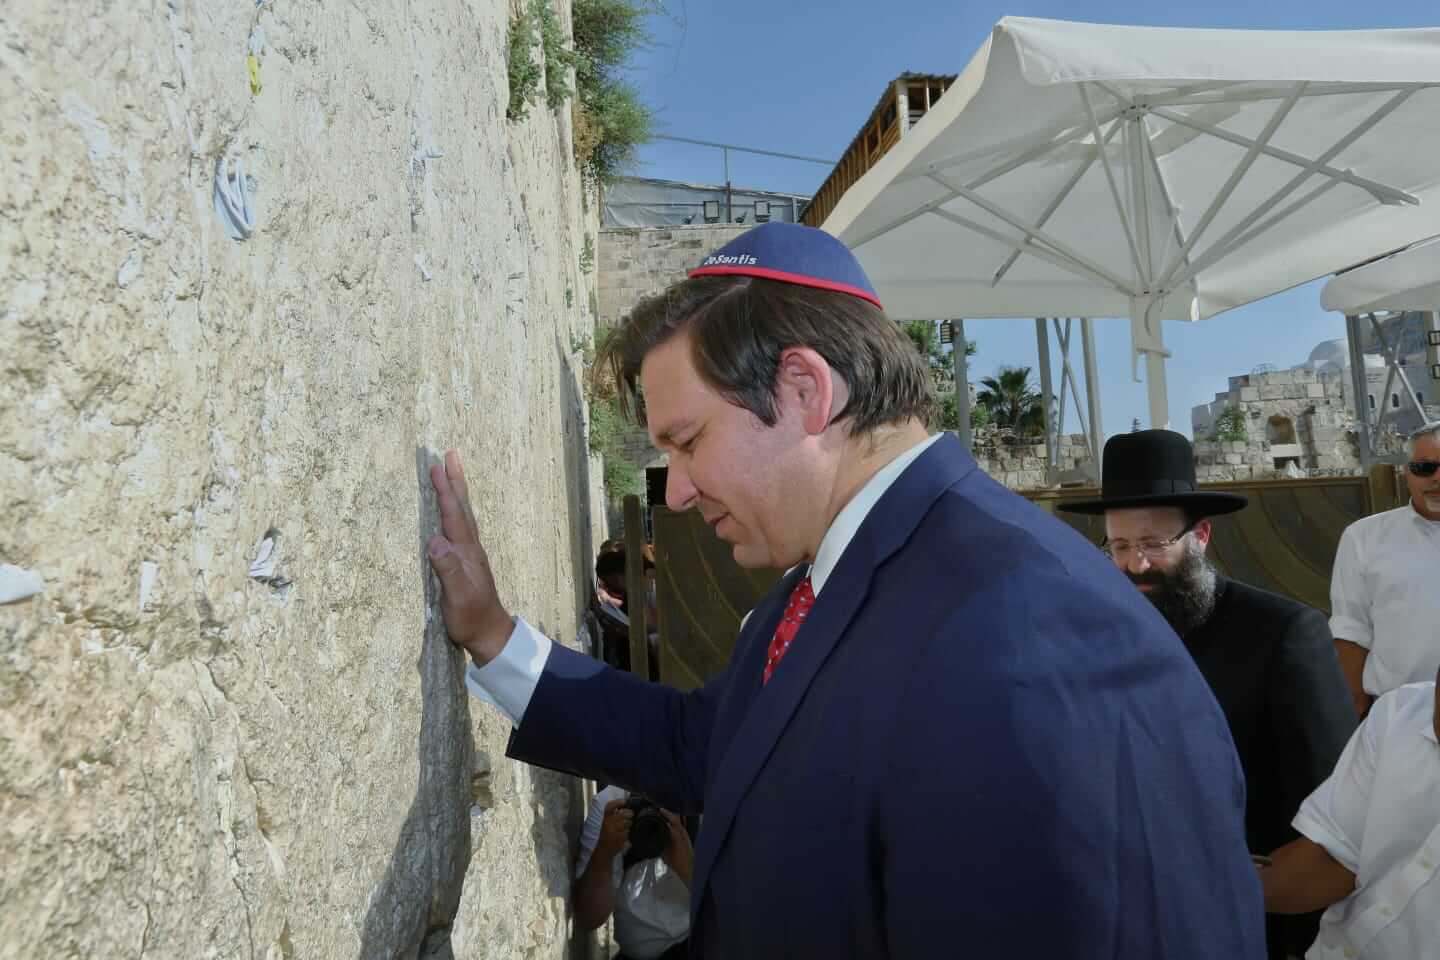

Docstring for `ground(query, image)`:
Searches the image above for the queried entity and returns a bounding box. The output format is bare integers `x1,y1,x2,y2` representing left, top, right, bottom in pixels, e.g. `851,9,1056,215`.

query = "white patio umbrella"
1321,237,1440,314
822,17,1440,428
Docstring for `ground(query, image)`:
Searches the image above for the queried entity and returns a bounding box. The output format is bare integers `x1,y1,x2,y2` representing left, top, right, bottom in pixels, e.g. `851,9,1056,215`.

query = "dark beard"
1129,541,1219,638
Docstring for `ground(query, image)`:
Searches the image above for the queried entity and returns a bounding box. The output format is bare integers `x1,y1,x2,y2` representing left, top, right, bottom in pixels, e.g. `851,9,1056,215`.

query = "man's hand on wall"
428,450,514,665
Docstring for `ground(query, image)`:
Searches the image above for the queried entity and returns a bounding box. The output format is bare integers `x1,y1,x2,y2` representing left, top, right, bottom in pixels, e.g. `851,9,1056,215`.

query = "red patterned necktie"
763,576,814,685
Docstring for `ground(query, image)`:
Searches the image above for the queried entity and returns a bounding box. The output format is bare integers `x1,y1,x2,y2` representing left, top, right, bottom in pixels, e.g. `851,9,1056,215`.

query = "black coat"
1183,577,1357,959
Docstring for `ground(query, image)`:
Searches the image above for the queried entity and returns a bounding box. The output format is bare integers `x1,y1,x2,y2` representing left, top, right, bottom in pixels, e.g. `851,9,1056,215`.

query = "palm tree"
977,366,1044,436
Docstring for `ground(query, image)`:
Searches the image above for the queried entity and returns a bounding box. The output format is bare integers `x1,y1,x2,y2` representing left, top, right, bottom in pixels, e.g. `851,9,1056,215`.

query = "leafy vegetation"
576,325,644,500
506,3,543,121
570,0,655,184
1210,406,1248,442
977,366,1045,437
901,319,978,432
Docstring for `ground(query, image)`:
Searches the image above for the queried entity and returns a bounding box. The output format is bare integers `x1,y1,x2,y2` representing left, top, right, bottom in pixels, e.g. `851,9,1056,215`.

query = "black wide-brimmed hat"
1058,430,1248,516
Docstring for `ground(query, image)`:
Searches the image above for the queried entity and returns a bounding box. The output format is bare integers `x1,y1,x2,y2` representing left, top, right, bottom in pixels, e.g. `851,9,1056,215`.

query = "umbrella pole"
1081,318,1104,479
1035,318,1058,482
954,318,973,452
1346,313,1376,468
1131,297,1171,429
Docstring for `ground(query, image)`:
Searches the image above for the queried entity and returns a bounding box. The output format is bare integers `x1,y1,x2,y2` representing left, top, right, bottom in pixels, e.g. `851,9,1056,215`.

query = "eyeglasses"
1408,460,1440,478
1101,520,1197,561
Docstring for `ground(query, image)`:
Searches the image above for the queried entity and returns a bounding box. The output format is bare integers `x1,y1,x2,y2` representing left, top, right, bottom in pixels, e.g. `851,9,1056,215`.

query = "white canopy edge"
1322,237,1440,313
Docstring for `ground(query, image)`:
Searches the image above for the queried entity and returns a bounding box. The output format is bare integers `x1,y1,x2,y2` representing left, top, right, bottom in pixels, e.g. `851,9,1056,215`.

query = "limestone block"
1266,371,1295,385
1307,384,1326,398
1259,385,1286,400
1223,453,1244,465
1293,370,1317,384
1240,387,1260,402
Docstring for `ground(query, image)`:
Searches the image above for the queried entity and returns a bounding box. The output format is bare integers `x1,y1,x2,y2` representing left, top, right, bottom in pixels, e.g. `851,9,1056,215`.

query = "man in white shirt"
423,223,1265,958
1259,667,1440,959
1330,422,1440,716
573,786,691,960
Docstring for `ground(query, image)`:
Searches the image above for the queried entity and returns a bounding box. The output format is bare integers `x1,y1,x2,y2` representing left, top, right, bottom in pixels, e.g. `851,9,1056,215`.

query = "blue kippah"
688,222,883,309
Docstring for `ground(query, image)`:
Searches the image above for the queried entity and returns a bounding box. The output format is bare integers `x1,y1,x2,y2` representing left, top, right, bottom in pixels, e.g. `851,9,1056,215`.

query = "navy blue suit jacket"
510,435,1265,957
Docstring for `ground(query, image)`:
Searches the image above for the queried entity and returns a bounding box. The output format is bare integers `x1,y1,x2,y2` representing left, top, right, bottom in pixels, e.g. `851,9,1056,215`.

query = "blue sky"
621,0,1436,439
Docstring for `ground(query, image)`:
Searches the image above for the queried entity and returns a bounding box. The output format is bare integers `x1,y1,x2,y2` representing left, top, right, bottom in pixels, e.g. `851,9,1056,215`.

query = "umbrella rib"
847,192,956,250
1137,115,1191,293
926,207,1132,295
992,119,1123,287
1126,118,1155,289
1155,85,1306,287
858,117,1111,251
1149,105,1416,206
1370,313,1430,425
1165,87,1418,290
895,108,1125,187
927,171,1135,293
1079,83,1146,290
1144,82,1432,107
1207,179,1345,278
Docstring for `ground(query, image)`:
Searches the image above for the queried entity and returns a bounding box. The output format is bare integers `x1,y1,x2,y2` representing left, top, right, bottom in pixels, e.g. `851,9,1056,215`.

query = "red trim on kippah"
688,265,883,309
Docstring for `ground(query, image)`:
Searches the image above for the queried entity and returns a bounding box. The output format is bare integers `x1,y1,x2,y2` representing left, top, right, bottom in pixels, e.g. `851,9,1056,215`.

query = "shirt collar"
809,433,943,596
1409,500,1440,526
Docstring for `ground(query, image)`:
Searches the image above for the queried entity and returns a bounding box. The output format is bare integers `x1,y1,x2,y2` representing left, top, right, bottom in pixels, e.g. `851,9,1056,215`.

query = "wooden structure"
800,73,956,229
642,468,1406,691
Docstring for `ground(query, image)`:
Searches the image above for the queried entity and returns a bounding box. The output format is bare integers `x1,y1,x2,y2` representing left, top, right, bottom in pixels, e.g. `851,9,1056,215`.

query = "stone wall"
969,427,1095,490
2,3,605,958
596,224,750,329
1192,370,1365,480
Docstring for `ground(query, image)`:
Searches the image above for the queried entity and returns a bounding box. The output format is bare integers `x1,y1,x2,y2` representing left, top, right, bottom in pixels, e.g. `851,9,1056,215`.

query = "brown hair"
597,275,933,435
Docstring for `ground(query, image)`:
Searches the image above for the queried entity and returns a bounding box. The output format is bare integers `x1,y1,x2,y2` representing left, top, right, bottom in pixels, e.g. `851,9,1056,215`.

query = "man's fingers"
427,536,466,585
430,463,474,545
445,450,481,542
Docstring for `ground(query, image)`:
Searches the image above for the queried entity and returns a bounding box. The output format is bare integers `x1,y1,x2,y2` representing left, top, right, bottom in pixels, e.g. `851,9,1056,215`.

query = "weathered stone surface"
1,2,605,958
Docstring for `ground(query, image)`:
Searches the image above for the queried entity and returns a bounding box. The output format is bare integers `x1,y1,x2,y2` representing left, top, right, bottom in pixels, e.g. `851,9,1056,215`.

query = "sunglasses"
1408,460,1440,478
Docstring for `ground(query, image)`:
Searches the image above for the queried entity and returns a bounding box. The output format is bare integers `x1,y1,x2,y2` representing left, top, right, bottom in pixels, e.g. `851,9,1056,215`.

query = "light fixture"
1428,329,1440,346
735,213,747,224
702,200,720,223
939,320,954,345
754,200,771,223
682,214,695,224
1432,362,1440,380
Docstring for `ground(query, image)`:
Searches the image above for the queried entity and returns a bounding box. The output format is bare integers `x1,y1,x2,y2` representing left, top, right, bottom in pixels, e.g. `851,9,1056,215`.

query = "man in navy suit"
426,223,1265,957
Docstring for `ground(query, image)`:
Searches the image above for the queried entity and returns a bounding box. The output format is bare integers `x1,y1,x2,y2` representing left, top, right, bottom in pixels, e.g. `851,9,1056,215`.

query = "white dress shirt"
1292,682,1440,960
465,432,944,725
575,785,691,959
1329,504,1440,696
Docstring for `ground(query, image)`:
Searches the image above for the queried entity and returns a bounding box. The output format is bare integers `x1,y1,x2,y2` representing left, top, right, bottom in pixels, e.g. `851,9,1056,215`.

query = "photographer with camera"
574,785,692,960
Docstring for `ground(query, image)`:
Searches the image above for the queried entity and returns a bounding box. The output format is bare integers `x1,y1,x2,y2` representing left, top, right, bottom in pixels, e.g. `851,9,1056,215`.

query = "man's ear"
774,346,835,436
1192,517,1213,549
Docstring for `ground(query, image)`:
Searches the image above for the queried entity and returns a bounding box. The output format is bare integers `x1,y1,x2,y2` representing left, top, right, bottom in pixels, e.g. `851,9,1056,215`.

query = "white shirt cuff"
1328,616,1372,649
464,616,552,726
1293,807,1362,875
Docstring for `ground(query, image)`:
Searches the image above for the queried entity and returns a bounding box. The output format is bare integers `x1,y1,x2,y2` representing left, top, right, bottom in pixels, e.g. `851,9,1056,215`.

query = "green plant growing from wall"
506,3,542,121
576,325,644,500
537,0,574,108
579,234,595,274
570,0,656,184
1211,406,1248,442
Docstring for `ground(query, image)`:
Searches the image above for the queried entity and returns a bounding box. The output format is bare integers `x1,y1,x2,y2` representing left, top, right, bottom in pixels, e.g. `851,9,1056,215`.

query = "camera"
624,796,670,861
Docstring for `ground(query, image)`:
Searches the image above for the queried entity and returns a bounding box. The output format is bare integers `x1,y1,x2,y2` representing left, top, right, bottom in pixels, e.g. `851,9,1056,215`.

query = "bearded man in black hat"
1061,429,1357,959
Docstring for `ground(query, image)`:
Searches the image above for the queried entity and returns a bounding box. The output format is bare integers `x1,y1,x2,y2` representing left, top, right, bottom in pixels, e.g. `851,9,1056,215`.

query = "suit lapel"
690,435,977,917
